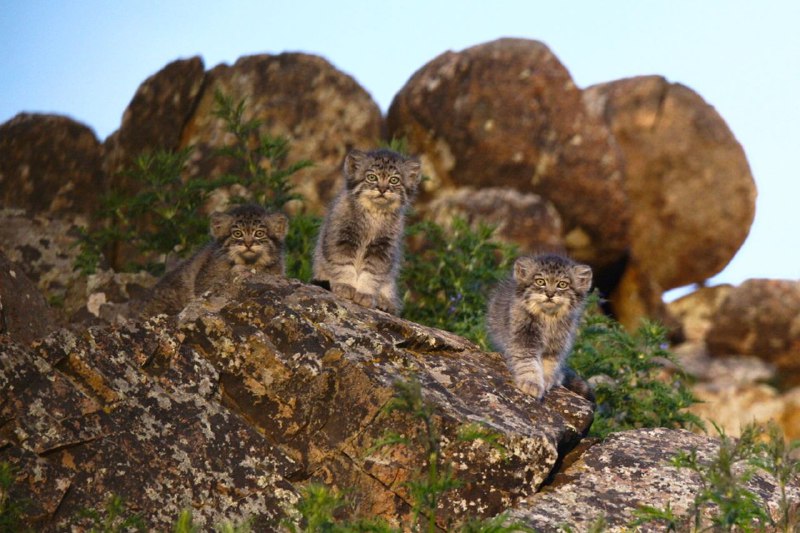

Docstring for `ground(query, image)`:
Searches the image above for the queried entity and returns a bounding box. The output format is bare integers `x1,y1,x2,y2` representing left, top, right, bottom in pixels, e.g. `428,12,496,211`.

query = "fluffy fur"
487,253,592,400
312,148,421,314
140,203,288,316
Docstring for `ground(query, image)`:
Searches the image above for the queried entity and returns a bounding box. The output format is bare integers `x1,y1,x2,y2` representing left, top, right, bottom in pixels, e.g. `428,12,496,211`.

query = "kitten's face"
514,255,592,318
344,149,421,213
210,205,288,267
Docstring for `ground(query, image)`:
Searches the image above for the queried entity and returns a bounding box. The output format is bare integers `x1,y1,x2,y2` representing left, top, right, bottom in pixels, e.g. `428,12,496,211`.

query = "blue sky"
2,1,798,295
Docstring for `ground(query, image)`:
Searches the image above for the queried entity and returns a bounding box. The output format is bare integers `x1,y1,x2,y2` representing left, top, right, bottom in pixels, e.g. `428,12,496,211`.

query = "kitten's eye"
534,278,546,287
388,176,400,185
556,281,569,289
232,230,245,239
366,174,378,182
254,229,267,239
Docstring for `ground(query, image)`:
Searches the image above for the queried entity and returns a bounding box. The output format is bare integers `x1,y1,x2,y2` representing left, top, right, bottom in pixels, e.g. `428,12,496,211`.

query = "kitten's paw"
353,291,376,308
376,295,398,315
515,376,546,400
332,283,356,300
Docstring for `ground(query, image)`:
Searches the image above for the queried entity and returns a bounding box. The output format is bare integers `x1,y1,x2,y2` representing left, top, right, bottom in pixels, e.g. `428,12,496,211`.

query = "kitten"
312,148,421,314
139,203,288,317
487,253,593,400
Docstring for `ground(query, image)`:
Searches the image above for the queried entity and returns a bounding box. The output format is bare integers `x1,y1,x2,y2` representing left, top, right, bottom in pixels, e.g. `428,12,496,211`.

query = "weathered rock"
1,274,594,529
585,76,756,325
706,279,800,386
0,251,59,344
422,187,564,254
387,38,629,269
180,53,383,213
667,284,734,343
103,56,206,177
0,208,87,316
1,329,299,530
0,113,105,216
509,428,800,531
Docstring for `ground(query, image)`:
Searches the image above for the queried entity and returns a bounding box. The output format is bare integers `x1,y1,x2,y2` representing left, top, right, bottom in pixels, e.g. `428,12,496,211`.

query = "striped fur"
313,148,420,314
487,253,592,399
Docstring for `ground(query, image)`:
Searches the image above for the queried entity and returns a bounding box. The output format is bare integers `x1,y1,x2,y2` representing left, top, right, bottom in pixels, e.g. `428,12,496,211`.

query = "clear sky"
2,1,798,296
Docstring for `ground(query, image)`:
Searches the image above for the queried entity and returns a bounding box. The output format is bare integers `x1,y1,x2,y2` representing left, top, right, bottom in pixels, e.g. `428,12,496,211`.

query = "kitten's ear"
403,157,422,185
513,257,536,283
266,213,289,240
572,264,593,293
209,212,233,239
344,149,366,178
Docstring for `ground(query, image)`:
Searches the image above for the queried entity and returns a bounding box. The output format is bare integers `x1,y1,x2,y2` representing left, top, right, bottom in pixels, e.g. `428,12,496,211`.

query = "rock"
103,57,206,177
387,38,629,269
66,268,157,325
509,428,800,530
585,76,756,324
0,250,59,344
0,208,87,316
421,187,564,254
1,274,594,529
180,53,383,213
0,113,105,216
667,284,734,343
706,279,800,386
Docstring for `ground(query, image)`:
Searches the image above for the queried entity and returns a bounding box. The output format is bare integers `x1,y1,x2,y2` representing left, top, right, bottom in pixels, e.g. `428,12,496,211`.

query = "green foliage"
75,89,311,275
402,218,516,349
0,462,30,532
78,494,146,533
285,212,322,282
282,483,396,532
211,90,313,211
569,294,703,438
632,421,800,532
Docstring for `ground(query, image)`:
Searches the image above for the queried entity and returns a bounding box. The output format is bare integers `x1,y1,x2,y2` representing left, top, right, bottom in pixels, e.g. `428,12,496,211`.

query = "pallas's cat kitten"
487,253,592,400
140,203,288,316
313,148,421,314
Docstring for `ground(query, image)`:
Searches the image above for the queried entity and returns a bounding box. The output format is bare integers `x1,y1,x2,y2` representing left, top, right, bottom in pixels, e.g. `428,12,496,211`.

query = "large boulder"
387,38,629,269
103,56,206,177
509,428,799,530
179,53,384,213
0,113,105,216
585,76,756,328
421,187,565,253
706,279,800,386
1,274,594,529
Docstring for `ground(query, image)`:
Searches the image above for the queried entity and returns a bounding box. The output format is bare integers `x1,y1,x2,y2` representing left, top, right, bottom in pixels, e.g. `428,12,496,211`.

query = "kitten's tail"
562,367,595,404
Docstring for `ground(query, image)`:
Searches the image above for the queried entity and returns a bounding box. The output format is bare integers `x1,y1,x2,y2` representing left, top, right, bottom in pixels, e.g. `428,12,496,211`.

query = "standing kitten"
313,148,421,314
487,253,592,400
139,203,288,316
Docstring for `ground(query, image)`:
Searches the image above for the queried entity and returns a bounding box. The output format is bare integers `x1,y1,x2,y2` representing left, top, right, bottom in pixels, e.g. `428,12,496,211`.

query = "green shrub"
401,218,516,349
569,294,703,438
633,421,800,532
75,89,311,276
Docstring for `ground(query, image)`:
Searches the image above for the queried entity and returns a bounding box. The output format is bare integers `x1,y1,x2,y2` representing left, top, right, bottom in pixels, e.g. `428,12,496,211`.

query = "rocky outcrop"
0,208,87,317
585,76,757,329
387,38,629,270
668,283,800,440
706,279,800,386
179,53,384,212
422,187,564,253
103,56,206,178
0,113,104,217
0,251,59,344
509,428,799,531
1,274,594,529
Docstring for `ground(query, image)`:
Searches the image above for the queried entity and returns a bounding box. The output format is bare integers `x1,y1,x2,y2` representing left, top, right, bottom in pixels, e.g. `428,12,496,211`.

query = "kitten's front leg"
331,282,356,301
353,291,377,309
508,347,546,400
